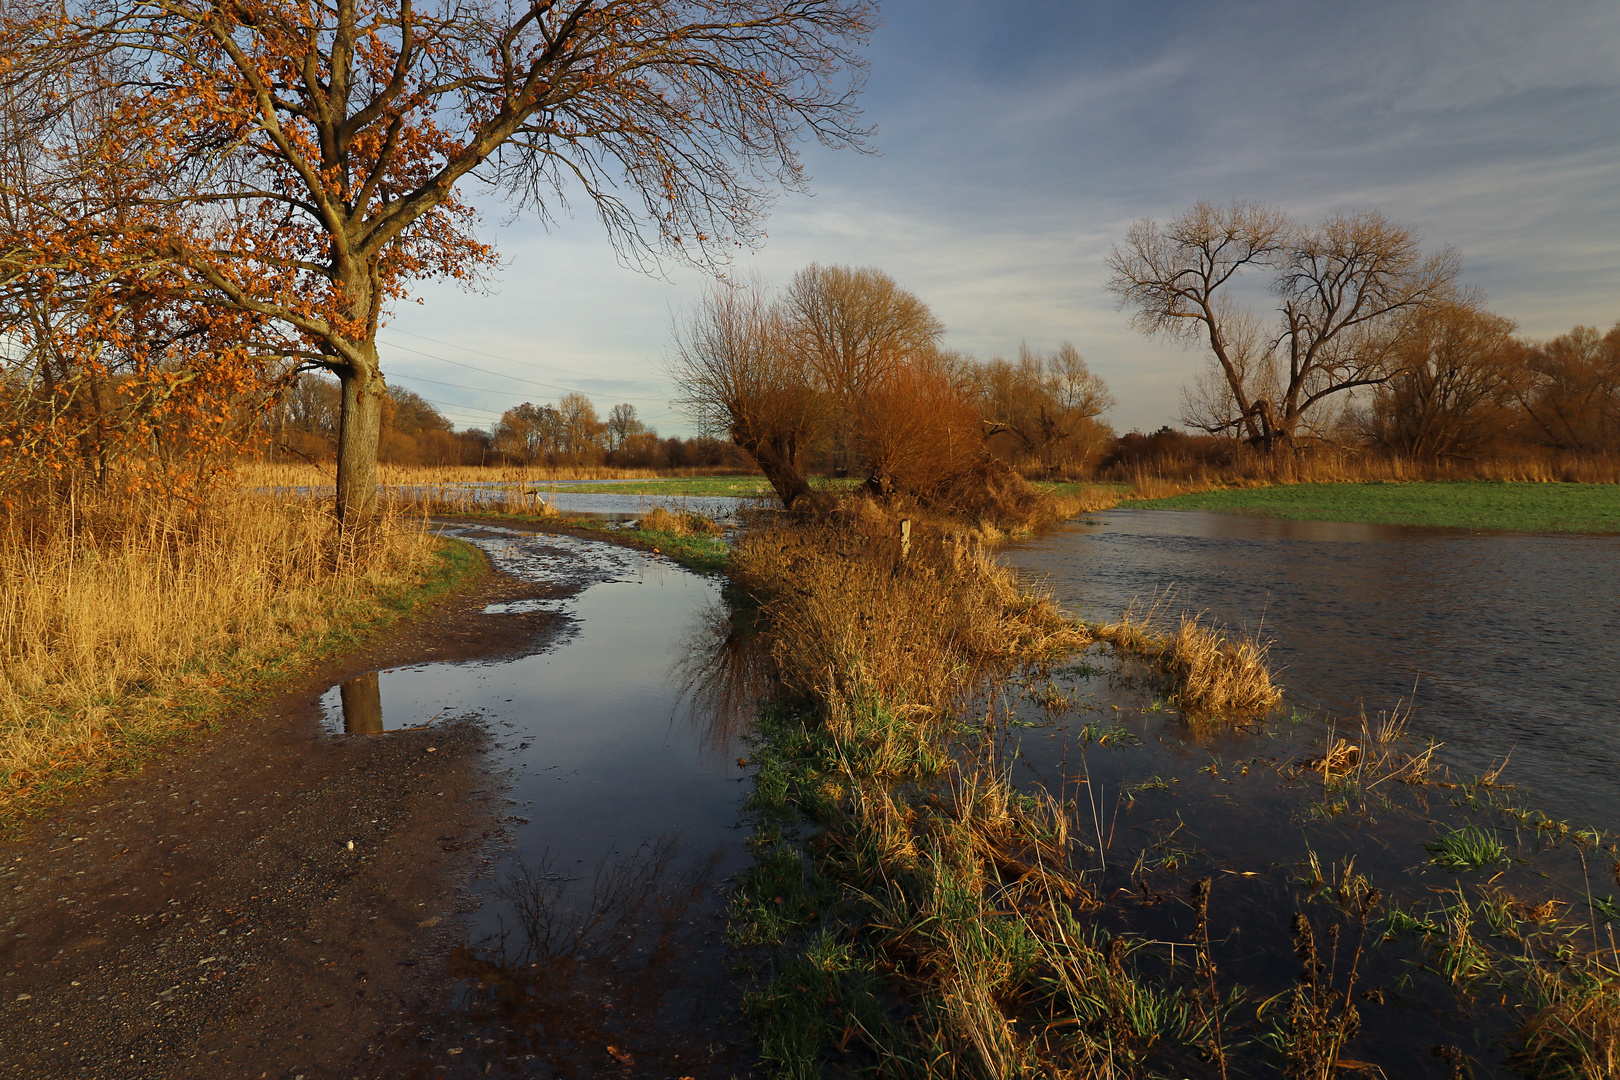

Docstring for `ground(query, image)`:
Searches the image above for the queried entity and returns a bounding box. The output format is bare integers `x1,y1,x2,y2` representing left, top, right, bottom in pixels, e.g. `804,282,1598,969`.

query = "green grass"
1131,481,1620,533
1426,825,1508,871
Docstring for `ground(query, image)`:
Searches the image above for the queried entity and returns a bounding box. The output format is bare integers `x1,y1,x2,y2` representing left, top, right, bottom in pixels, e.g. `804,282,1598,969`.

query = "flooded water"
990,651,1607,1080
320,525,756,1076
405,485,753,522
1002,509,1620,831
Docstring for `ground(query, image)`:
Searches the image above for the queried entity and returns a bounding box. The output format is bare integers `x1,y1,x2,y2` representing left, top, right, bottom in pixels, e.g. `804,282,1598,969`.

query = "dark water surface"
322,525,755,1076
1002,509,1620,830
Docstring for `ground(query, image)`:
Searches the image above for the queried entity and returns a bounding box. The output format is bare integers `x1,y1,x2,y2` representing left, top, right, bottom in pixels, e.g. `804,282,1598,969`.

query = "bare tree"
977,342,1115,476
0,0,876,530
1363,298,1518,459
669,283,824,507
1109,201,1459,451
604,403,645,452
782,263,943,478
1512,322,1620,452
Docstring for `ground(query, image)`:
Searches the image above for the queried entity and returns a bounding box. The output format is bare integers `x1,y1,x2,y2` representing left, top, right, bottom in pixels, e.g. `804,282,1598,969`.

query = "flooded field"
323,525,757,1076
1002,509,1620,831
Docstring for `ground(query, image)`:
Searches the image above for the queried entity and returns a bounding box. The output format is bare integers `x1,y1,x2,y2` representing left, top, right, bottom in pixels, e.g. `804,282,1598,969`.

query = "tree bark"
335,342,385,534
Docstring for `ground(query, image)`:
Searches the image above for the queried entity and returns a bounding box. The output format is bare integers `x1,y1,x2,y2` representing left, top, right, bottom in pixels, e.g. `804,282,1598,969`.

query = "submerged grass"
1089,594,1281,717
1427,826,1510,871
722,490,1620,1078
1130,481,1620,534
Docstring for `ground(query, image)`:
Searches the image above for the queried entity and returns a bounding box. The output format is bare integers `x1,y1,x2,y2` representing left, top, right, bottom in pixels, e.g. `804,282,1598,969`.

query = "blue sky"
383,0,1620,436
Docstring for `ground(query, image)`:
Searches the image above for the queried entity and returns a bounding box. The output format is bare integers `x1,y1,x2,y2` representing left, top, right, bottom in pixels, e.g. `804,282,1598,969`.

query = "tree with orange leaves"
0,0,876,529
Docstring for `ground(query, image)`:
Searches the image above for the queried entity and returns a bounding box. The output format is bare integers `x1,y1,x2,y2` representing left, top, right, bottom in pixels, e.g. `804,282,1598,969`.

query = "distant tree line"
263,378,743,469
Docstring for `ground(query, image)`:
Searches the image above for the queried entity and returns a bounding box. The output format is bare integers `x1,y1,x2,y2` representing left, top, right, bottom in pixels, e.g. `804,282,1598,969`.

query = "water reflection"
436,836,746,1076
314,524,757,1073
337,671,383,734
672,598,771,762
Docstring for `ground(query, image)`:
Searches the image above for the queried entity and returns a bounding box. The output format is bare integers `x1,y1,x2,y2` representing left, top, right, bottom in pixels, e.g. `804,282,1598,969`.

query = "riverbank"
0,495,485,826
1130,480,1620,533
0,551,579,1078
723,500,1620,1077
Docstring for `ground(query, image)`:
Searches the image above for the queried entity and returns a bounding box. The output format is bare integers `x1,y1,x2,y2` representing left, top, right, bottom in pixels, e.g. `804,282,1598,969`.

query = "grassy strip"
1129,480,1620,533
723,507,1263,1076
1,533,484,832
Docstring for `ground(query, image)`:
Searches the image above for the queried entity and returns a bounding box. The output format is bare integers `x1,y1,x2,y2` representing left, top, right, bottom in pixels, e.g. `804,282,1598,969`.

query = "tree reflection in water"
442,839,748,1075
671,596,772,763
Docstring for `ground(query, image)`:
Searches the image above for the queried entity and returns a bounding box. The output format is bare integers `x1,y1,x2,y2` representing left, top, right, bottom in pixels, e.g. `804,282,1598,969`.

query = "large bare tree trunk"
334,342,384,534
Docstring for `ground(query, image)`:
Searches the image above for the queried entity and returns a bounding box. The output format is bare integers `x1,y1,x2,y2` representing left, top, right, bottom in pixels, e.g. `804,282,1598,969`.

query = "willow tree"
1108,201,1459,452
0,0,875,530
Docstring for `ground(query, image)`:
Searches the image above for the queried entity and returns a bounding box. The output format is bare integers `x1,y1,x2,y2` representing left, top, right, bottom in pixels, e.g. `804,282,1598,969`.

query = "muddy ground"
0,552,575,1079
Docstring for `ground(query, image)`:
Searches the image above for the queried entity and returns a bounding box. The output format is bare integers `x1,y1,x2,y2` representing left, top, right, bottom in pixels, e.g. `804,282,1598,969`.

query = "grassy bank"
0,494,482,822
1130,480,1620,533
721,499,1620,1078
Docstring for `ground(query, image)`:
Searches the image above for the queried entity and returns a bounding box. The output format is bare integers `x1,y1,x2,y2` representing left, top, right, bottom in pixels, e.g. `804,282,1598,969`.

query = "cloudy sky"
382,0,1620,436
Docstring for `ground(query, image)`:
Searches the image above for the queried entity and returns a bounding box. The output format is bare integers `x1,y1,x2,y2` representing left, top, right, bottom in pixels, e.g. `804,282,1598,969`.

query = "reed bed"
1115,448,1620,501
240,460,741,490
0,490,450,807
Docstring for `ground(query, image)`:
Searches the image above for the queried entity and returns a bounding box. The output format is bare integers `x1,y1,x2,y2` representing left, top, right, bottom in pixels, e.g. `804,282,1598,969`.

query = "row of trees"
1109,200,1619,461
671,263,1115,507
266,376,741,469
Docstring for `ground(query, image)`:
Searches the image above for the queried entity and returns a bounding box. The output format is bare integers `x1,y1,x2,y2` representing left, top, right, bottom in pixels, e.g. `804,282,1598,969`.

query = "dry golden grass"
1512,987,1620,1080
1114,448,1620,498
1093,595,1281,716
240,460,737,489
638,505,722,537
0,491,448,806
729,503,1089,735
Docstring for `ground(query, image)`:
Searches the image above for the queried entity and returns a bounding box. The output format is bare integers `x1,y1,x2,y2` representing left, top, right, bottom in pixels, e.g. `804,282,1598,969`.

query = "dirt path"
0,556,568,1079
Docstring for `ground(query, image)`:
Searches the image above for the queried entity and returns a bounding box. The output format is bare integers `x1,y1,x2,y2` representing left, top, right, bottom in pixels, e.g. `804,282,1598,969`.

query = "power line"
387,327,662,384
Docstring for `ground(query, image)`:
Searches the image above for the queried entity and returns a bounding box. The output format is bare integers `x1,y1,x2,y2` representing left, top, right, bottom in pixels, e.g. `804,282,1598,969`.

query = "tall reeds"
240,460,735,490
1111,446,1620,500
0,489,444,805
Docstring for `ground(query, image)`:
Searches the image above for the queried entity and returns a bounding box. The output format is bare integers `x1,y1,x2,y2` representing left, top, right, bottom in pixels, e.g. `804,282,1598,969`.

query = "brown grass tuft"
1093,598,1281,716
639,505,722,537
1512,987,1620,1080
729,503,1088,733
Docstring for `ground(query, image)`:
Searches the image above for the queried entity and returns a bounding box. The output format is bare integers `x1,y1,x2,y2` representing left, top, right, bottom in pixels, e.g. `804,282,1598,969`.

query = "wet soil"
0,545,569,1079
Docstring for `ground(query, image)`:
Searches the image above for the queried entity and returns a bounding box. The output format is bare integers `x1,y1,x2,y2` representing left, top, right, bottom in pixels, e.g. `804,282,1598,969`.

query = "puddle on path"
319,525,758,1075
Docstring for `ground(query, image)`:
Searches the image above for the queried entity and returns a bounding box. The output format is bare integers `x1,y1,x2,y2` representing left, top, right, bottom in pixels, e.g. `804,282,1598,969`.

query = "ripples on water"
1001,508,1620,829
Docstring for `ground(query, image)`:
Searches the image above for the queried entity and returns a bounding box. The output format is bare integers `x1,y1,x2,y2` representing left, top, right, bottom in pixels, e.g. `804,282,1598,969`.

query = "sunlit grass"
1130,481,1620,533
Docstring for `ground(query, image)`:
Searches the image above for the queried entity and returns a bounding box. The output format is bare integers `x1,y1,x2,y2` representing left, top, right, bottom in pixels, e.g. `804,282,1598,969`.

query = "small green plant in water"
1427,826,1508,871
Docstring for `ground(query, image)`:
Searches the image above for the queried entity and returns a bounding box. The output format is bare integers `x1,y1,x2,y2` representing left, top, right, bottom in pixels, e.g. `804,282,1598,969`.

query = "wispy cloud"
387,0,1620,434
